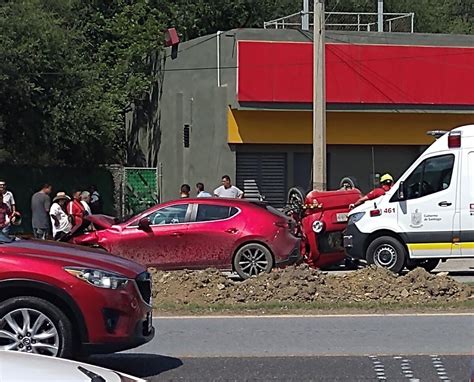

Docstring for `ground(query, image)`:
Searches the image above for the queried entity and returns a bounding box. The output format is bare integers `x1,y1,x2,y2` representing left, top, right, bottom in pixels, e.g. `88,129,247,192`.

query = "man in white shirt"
196,182,212,197
0,181,18,235
50,192,72,240
214,175,244,199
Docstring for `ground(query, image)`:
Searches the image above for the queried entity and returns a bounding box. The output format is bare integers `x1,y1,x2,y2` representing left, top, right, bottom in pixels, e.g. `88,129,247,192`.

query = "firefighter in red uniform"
349,173,394,209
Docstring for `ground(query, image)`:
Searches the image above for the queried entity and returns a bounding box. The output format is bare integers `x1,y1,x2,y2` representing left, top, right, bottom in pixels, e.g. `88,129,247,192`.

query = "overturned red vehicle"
285,181,361,269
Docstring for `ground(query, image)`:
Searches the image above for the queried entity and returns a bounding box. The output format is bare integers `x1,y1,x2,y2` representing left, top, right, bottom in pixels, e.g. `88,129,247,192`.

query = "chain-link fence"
122,167,160,218
264,11,414,33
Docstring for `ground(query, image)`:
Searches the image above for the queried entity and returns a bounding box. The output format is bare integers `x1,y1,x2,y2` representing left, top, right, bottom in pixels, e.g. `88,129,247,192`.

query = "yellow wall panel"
228,108,474,145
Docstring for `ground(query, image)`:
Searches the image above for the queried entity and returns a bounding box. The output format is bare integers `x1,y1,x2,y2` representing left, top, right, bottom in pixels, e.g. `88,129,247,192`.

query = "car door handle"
225,228,239,234
438,201,452,207
171,232,183,237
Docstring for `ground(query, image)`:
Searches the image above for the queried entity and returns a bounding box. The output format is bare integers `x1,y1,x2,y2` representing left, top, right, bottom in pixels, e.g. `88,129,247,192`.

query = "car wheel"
366,236,406,274
234,243,273,279
0,296,74,358
406,259,440,273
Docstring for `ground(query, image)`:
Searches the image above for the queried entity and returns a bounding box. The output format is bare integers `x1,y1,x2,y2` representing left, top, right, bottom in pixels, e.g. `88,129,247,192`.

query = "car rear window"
196,205,239,222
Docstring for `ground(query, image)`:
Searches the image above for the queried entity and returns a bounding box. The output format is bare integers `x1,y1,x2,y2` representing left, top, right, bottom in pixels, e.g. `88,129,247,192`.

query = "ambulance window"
404,154,454,200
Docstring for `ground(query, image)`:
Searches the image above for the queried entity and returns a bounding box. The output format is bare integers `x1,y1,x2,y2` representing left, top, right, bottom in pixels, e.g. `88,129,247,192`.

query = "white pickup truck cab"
344,124,474,273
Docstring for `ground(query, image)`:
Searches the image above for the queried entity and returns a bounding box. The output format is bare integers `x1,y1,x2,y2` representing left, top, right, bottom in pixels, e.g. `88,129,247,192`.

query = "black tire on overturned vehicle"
233,243,273,279
366,236,407,274
0,296,74,358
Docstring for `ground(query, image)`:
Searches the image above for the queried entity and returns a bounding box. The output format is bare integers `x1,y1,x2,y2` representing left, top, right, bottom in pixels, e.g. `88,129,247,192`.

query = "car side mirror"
138,217,151,231
398,181,406,201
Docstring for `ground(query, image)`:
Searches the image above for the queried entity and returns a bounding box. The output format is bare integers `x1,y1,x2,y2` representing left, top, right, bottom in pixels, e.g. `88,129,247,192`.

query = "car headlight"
64,267,128,289
312,220,325,233
348,212,365,225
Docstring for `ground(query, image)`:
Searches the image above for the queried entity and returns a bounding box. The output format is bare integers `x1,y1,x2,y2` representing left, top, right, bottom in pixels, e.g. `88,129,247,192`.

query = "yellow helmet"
380,173,394,184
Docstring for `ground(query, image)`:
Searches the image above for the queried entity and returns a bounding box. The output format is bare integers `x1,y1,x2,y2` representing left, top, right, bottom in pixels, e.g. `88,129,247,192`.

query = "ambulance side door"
396,153,458,258
459,150,474,256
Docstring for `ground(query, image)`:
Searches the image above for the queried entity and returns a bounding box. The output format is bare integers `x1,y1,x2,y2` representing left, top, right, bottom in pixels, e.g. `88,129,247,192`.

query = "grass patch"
154,300,474,316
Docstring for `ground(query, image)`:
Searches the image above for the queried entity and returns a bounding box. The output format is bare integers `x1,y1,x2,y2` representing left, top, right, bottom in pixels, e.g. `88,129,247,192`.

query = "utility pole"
378,0,384,32
302,0,309,31
312,0,326,190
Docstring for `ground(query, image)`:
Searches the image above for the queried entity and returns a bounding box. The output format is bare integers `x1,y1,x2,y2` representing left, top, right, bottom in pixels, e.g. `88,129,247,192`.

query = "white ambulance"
344,124,474,273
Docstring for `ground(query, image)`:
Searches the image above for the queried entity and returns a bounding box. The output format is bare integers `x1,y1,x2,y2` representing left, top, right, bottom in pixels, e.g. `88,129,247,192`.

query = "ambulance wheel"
366,236,406,274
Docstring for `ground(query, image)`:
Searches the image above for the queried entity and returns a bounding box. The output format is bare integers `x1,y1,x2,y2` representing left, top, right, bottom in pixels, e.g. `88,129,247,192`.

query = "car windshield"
0,232,14,244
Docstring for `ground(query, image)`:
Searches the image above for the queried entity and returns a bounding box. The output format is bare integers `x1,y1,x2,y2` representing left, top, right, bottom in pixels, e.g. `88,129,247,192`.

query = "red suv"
0,233,154,358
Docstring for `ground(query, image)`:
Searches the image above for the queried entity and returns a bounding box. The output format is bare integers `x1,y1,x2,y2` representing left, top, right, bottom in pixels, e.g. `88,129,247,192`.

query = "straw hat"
53,192,71,202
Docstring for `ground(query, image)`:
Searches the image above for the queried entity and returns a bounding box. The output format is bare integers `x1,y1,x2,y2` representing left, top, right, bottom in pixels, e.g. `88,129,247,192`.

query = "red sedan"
71,198,301,279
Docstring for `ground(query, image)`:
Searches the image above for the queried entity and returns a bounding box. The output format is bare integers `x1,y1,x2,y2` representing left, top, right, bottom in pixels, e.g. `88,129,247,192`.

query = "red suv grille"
136,272,152,304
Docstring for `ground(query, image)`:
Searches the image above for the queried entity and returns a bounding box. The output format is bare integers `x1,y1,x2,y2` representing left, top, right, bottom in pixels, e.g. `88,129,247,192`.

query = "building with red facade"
155,29,474,205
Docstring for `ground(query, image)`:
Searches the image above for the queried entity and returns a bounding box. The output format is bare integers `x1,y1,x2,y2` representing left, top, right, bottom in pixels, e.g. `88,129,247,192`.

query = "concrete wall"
158,34,237,201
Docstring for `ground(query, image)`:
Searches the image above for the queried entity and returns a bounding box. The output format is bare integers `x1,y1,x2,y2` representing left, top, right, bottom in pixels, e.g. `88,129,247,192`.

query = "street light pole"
312,0,326,190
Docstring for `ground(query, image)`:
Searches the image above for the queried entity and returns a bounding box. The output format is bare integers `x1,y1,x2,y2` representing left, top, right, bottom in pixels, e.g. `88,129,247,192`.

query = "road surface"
91,314,474,381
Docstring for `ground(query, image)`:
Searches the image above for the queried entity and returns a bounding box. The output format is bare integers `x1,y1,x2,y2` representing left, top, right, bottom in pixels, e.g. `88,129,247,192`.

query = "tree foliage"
0,0,472,166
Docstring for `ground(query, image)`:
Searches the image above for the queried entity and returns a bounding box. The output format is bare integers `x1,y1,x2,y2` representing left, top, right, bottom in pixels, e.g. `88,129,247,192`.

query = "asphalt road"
91,314,474,381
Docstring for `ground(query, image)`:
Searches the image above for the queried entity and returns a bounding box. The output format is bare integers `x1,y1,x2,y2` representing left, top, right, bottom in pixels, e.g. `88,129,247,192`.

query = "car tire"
0,296,74,358
406,259,440,273
366,236,406,274
233,243,273,279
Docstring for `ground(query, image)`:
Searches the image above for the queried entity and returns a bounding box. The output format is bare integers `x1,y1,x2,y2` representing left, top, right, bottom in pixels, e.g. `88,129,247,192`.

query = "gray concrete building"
130,29,474,206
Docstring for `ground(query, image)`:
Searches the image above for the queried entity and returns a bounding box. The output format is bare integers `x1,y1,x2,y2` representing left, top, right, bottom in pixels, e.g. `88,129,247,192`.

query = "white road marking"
154,312,474,319
431,355,452,381
370,356,387,381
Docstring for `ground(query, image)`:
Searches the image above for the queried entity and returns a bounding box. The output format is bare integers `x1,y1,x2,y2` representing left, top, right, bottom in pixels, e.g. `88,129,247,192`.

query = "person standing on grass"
31,183,52,239
50,192,72,241
214,175,243,199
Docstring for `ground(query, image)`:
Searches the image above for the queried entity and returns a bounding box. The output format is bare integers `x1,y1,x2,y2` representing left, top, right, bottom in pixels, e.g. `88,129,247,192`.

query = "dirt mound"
149,265,473,306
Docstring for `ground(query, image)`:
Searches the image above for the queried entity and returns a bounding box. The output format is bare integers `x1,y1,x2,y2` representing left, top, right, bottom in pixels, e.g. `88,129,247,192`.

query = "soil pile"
149,265,473,306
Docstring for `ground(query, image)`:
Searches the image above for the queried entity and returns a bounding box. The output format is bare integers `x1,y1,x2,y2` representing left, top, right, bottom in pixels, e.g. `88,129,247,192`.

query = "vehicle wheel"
406,259,440,273
233,243,273,279
366,236,406,274
287,186,307,206
0,297,74,358
339,176,359,190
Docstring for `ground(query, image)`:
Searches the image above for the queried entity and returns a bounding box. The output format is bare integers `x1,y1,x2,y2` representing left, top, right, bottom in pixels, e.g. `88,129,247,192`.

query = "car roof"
161,197,266,207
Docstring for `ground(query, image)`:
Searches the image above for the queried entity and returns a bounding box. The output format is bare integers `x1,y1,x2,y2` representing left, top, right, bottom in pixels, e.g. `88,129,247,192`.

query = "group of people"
179,175,244,199
31,184,102,240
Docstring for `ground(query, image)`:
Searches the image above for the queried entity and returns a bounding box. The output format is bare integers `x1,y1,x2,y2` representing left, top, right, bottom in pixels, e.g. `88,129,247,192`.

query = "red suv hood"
1,239,146,278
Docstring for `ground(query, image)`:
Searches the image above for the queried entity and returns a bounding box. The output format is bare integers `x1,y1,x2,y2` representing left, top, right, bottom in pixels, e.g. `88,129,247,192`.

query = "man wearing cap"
50,192,72,240
349,173,394,209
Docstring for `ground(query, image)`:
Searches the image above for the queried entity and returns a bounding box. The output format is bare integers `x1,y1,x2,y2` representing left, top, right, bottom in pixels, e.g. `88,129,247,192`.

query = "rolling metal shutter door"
236,152,287,207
